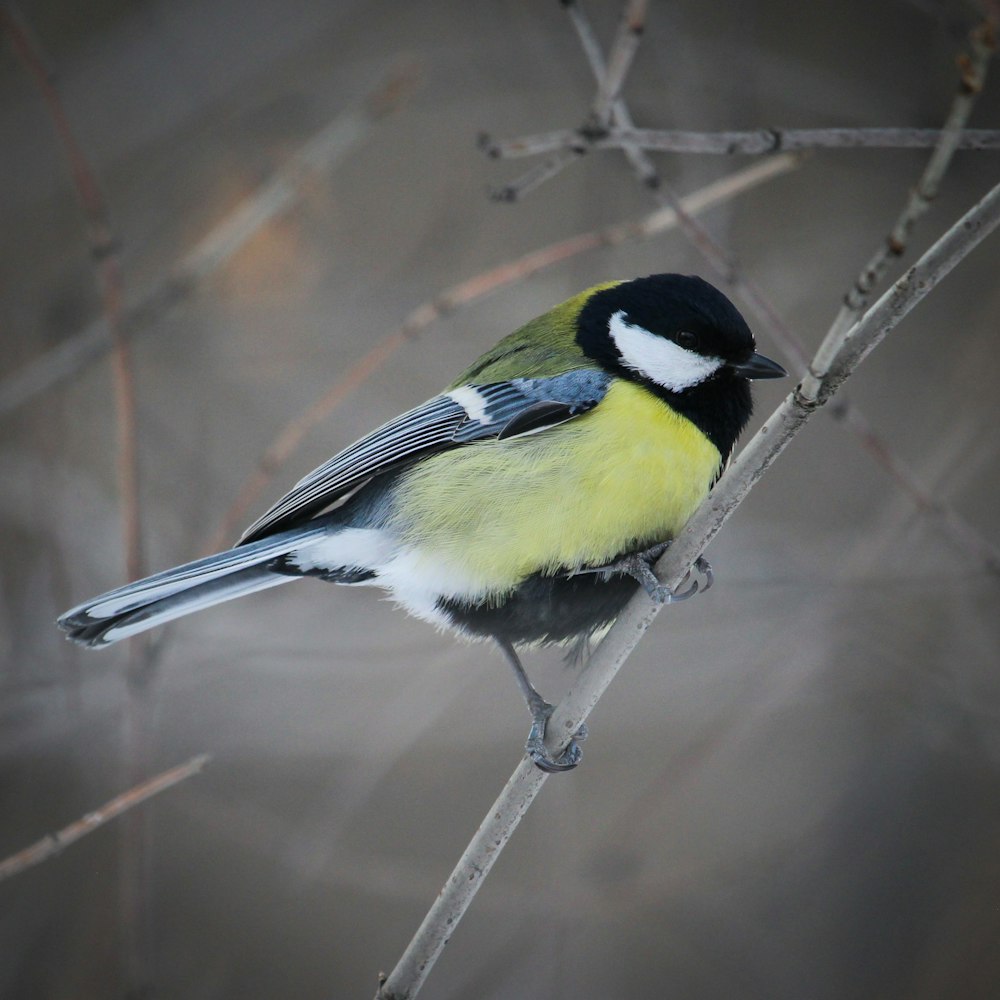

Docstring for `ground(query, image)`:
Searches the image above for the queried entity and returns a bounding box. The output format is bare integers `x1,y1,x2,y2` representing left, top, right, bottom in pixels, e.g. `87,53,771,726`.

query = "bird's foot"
581,545,714,605
524,699,588,773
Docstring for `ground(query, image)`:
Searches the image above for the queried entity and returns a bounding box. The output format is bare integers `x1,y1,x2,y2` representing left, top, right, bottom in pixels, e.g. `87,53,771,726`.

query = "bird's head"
576,273,786,394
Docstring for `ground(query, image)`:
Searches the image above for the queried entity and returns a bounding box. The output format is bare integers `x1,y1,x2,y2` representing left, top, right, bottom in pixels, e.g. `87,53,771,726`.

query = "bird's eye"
675,331,698,349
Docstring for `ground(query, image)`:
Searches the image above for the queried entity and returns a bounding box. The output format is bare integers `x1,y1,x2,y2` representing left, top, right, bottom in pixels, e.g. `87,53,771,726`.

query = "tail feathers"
60,567,290,648
58,526,325,648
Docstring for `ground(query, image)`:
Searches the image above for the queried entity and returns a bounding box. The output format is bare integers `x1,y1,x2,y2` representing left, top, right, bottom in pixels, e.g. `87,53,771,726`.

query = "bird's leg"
495,638,587,773
573,544,714,604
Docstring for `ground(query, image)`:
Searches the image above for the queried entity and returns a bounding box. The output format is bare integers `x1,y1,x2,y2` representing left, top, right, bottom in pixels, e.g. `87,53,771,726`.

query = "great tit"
58,273,785,771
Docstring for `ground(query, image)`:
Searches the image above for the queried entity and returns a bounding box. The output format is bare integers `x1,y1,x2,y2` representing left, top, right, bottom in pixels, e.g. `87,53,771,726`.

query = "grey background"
2,1,999,997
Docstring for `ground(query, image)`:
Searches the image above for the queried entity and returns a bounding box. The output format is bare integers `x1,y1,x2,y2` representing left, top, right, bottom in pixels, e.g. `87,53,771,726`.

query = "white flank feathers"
284,527,395,575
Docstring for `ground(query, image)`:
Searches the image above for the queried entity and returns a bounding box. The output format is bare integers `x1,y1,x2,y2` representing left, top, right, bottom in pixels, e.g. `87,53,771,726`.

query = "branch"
587,0,647,129
2,5,143,584
564,0,659,185
486,147,582,202
375,179,1000,1000
206,155,800,552
0,754,210,883
821,17,996,346
557,0,1000,576
482,125,1000,159
3,9,159,979
0,58,421,418
485,0,649,201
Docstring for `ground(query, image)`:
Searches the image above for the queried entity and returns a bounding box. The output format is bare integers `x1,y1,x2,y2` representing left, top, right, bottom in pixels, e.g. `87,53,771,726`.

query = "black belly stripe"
437,571,642,645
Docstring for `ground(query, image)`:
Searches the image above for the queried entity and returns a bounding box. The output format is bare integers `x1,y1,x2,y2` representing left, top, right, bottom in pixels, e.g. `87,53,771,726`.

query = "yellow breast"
392,380,721,593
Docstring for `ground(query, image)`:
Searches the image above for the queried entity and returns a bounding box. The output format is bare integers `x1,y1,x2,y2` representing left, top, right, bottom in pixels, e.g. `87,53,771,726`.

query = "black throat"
649,371,752,466
576,322,753,465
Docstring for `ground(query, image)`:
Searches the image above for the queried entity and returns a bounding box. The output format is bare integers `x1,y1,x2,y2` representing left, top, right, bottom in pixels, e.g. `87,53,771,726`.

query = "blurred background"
2,1,999,997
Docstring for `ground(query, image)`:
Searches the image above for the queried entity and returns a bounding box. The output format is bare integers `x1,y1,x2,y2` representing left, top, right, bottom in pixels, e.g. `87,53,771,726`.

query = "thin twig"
375,177,1000,1000
0,58,421,418
487,147,582,202
1,5,143,585
207,155,800,551
486,0,649,201
564,0,659,186
587,0,648,129
2,8,155,988
483,125,1000,159
818,17,997,355
0,754,210,883
558,0,1000,576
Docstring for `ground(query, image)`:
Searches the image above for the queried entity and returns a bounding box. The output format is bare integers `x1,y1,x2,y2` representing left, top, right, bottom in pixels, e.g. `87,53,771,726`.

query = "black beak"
729,351,787,380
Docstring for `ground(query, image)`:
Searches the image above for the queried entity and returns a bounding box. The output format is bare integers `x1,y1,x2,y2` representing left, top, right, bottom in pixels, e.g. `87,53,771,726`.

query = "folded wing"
239,370,610,543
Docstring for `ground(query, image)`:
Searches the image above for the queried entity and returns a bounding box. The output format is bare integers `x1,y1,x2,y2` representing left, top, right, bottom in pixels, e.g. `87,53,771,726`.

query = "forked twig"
819,18,997,348
587,0,648,129
0,754,210,883
560,1,1000,576
375,177,1000,1000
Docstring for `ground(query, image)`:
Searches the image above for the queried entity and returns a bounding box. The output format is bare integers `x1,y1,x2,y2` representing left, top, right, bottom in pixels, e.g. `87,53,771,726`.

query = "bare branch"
486,125,1000,159
486,147,582,202
0,755,210,883
3,10,158,981
0,59,421,418
563,0,659,186
587,0,648,129
375,179,1000,1000
207,155,800,552
559,0,1000,577
2,5,143,584
822,17,997,347
485,0,651,201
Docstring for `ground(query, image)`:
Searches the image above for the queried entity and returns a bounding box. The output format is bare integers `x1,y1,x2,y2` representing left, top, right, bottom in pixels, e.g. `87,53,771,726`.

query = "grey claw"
525,705,587,773
694,555,714,593
653,556,713,604
669,574,699,602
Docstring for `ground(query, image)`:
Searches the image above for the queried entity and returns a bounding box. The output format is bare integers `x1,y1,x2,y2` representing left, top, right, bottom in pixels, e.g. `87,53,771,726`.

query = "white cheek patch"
608,310,723,391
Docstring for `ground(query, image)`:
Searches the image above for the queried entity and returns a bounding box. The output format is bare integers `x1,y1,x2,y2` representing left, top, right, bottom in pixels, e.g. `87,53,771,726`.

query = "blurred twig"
494,0,1000,578
376,176,1000,1000
0,754,210,883
206,154,800,551
482,125,1000,159
818,18,997,349
0,58,421,418
1,5,143,585
2,6,154,989
587,0,647,129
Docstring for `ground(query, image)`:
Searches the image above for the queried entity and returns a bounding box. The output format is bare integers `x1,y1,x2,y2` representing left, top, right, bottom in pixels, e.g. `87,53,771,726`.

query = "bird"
58,273,785,771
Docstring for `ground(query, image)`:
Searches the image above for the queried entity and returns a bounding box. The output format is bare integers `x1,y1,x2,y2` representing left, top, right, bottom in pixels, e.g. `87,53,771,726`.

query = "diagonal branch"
564,0,659,185
486,147,583,202
2,4,142,585
375,177,1000,1000
0,58,420,418
485,0,650,200
0,754,210,883
814,16,997,361
558,1,1000,575
586,0,648,129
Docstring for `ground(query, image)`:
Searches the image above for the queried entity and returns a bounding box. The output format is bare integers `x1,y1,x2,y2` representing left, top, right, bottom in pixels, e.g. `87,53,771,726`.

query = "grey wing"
238,369,610,543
